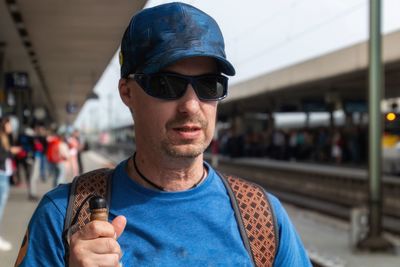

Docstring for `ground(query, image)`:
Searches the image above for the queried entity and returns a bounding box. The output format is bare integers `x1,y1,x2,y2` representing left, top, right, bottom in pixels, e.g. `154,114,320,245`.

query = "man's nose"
177,84,201,114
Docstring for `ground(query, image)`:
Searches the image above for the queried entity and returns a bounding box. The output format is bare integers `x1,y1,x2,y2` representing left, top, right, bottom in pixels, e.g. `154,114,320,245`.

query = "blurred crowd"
218,126,367,165
0,116,86,251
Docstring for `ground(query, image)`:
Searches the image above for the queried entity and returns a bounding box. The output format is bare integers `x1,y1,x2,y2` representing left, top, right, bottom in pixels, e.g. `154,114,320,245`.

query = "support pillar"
357,0,394,252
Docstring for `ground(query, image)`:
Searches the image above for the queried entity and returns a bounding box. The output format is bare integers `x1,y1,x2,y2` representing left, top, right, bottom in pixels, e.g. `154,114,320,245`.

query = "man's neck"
126,152,206,192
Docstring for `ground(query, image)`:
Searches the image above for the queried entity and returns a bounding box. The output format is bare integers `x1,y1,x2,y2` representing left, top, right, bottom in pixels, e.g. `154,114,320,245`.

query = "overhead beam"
4,0,56,116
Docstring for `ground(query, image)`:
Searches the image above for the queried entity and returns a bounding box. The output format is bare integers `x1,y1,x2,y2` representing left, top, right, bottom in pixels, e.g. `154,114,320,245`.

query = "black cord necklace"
132,153,206,191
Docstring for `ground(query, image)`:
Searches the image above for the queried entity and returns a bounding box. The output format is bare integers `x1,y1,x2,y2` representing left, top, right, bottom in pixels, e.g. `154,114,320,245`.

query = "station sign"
4,72,30,90
66,101,78,114
279,104,299,112
302,99,328,112
33,106,47,120
343,100,367,113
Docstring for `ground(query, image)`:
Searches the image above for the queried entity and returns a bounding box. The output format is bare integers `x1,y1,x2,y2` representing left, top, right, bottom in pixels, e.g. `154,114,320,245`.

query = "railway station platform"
285,202,399,266
1,151,399,266
1,151,112,266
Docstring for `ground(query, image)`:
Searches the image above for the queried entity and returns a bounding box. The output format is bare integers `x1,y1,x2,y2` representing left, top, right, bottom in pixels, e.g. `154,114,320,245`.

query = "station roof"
219,30,400,116
0,0,146,122
2,1,399,124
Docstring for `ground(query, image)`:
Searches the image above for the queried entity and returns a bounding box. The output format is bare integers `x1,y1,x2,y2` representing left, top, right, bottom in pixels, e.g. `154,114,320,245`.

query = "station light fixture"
385,112,396,121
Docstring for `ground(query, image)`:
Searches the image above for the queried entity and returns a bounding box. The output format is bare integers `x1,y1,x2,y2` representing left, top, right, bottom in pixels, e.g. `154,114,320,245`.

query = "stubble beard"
161,115,212,159
161,138,209,158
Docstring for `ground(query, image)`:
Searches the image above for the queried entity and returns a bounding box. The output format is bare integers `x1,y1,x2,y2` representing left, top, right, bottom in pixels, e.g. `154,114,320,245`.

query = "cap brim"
213,55,236,76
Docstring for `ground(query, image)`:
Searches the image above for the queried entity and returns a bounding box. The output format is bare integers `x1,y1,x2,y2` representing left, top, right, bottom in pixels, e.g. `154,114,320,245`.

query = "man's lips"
166,117,207,140
173,125,202,132
166,116,208,133
171,125,203,139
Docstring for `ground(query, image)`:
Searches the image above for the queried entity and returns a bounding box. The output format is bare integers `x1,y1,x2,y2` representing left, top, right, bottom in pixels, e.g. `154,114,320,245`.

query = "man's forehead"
162,57,218,73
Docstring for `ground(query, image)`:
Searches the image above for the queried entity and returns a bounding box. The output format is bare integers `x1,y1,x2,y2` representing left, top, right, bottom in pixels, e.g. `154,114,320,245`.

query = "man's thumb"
112,215,127,239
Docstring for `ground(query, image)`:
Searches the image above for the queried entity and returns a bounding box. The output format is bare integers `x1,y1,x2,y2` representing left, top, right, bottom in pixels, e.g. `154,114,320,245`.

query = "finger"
71,253,120,267
89,237,122,257
95,253,121,267
112,216,127,239
74,221,116,241
69,238,122,266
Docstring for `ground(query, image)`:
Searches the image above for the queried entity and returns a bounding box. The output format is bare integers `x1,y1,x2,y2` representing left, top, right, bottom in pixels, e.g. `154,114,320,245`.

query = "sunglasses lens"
135,73,227,100
147,75,185,99
196,76,226,100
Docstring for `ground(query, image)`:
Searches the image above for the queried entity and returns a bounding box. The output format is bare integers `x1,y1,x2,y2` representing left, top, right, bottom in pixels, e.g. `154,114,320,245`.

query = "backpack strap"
219,173,278,267
61,167,278,267
63,168,113,264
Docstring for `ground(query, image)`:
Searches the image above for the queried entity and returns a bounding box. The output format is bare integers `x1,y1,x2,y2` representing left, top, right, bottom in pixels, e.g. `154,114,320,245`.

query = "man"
15,3,311,266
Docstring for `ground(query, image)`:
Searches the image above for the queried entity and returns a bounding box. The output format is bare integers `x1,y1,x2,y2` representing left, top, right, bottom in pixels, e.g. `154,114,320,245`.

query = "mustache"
166,115,208,129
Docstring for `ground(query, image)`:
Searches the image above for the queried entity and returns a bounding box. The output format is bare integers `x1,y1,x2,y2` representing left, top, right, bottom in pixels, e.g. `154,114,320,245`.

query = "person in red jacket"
46,134,69,187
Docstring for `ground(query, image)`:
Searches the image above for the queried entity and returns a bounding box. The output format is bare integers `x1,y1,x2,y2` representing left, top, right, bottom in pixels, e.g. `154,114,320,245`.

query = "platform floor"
285,203,399,266
1,151,112,266
1,151,399,266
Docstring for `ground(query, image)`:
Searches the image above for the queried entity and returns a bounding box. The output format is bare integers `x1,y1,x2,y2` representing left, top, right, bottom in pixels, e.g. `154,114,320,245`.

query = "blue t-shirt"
17,160,311,266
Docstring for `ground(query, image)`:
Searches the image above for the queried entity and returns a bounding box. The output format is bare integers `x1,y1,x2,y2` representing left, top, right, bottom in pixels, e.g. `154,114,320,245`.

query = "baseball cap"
120,2,235,78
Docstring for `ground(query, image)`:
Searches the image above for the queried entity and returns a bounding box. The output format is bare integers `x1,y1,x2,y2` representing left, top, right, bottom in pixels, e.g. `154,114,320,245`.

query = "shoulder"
213,173,311,266
36,183,70,218
264,192,297,238
265,193,287,222
264,192,312,267
17,184,71,266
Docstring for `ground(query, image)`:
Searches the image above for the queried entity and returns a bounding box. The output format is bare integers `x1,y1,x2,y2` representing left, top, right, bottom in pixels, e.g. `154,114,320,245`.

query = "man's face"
120,57,219,159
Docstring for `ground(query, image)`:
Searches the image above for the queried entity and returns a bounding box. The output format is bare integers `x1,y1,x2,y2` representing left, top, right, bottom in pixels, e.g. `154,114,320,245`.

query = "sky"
74,0,400,131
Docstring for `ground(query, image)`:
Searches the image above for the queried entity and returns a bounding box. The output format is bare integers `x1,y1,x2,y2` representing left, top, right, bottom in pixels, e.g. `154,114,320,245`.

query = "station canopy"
0,0,147,122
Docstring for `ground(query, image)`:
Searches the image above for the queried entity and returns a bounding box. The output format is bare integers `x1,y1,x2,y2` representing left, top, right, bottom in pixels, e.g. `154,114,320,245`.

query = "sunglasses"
128,72,228,101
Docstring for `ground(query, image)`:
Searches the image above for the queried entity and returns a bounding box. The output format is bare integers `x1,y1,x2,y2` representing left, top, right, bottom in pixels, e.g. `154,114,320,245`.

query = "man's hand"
69,215,127,267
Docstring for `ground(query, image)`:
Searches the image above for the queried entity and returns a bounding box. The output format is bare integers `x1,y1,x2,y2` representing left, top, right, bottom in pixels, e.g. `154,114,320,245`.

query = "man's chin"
162,144,205,158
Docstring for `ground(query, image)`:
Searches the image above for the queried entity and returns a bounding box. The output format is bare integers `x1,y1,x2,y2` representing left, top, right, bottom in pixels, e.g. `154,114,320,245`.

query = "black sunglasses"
128,72,228,101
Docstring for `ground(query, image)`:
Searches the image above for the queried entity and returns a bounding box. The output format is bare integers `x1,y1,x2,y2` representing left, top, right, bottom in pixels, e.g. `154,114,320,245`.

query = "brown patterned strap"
62,168,276,266
64,168,113,237
223,175,277,267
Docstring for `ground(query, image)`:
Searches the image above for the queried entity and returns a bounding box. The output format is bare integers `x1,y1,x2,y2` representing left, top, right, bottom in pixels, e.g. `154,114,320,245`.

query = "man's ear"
118,78,133,106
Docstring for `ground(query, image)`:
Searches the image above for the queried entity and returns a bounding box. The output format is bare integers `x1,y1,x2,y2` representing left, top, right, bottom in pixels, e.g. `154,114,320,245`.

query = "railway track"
215,157,400,235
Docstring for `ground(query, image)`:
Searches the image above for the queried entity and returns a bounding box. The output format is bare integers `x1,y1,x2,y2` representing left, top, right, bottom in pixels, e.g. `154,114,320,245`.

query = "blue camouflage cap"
120,2,235,78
